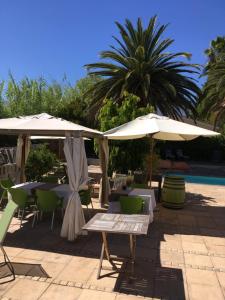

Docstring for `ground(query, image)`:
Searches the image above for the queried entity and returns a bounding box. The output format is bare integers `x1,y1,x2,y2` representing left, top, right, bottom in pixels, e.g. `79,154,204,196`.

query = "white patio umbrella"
104,113,219,141
104,113,220,185
0,113,104,240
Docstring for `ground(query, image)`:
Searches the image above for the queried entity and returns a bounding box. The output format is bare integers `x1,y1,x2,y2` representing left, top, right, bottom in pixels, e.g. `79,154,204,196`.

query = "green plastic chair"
0,200,18,281
79,188,93,218
119,196,144,214
33,189,62,230
0,178,14,207
8,188,33,228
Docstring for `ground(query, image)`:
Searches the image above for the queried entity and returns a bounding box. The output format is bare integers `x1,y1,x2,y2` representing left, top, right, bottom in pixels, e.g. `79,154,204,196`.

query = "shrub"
25,144,58,181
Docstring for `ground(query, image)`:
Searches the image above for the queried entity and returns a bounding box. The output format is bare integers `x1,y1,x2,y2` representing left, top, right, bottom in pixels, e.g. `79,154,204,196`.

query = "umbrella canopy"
30,136,90,140
104,113,220,141
0,113,101,138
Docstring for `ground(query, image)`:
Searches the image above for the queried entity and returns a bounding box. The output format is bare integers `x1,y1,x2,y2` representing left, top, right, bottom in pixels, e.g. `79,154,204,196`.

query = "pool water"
165,173,225,186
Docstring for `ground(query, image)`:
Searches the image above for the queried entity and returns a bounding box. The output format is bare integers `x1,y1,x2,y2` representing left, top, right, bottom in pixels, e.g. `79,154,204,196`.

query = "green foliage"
198,36,225,128
98,93,154,174
25,144,58,181
85,16,200,119
204,36,225,67
0,74,99,126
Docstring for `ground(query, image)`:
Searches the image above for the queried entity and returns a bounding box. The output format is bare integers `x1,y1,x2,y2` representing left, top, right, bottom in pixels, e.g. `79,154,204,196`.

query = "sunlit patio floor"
0,182,225,300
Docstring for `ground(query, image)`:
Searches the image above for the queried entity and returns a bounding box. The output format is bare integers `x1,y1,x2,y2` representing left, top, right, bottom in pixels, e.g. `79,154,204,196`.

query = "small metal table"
83,213,149,279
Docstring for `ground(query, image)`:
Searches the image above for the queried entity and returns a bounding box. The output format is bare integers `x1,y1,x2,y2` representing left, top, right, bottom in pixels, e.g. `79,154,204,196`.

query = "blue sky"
0,0,224,86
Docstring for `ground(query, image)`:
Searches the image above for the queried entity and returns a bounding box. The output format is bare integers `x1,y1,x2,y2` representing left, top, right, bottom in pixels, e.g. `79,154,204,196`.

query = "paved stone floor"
0,182,225,299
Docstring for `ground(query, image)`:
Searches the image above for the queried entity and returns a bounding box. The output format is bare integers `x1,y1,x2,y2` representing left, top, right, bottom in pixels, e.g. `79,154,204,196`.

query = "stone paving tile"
78,289,116,300
181,241,208,254
207,245,225,256
184,253,213,268
0,279,18,296
181,234,204,244
216,272,225,297
3,247,25,258
16,249,46,261
39,284,82,300
116,294,145,300
1,182,225,299
203,236,225,246
160,240,183,251
159,249,184,265
188,283,224,300
56,256,98,283
87,265,120,290
211,256,225,270
3,278,50,300
186,268,219,286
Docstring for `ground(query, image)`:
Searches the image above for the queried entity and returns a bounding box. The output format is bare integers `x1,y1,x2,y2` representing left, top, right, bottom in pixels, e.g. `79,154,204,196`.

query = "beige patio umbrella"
104,113,220,186
0,113,104,241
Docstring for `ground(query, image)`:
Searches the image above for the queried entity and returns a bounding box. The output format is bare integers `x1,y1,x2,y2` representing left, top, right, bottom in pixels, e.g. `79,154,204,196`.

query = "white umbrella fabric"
104,113,220,141
60,135,89,241
104,113,220,186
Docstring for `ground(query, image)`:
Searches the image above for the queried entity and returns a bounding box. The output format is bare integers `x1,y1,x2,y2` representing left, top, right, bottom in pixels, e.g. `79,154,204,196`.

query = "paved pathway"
0,183,225,299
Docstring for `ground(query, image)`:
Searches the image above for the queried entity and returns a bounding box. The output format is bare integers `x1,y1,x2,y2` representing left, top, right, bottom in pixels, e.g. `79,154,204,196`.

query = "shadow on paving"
1,189,225,298
0,261,49,284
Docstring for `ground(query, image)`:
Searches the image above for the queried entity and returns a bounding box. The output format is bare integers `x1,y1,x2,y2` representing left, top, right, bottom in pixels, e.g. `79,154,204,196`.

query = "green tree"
198,37,225,127
85,16,200,119
205,36,225,66
98,92,154,174
2,74,99,127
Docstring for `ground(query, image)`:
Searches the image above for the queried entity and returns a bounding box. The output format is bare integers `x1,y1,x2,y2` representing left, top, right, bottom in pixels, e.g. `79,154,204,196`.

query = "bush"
98,93,154,174
25,144,58,181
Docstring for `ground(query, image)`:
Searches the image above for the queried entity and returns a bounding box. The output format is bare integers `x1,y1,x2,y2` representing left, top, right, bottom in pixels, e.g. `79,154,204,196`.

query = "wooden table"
83,213,149,279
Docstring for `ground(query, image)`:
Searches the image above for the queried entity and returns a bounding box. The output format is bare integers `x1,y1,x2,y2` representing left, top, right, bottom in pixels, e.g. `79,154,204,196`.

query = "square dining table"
83,212,149,279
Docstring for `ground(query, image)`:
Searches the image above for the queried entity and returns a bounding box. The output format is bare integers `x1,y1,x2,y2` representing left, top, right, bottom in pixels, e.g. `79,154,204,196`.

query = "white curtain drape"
60,135,88,241
98,138,110,206
15,134,31,183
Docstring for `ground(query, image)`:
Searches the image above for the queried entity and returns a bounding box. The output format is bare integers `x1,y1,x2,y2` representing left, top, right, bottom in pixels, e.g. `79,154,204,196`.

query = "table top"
83,213,149,235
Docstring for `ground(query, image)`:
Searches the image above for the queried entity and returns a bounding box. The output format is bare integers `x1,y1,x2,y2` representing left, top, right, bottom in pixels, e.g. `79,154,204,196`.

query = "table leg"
129,234,136,277
97,232,118,279
97,243,104,279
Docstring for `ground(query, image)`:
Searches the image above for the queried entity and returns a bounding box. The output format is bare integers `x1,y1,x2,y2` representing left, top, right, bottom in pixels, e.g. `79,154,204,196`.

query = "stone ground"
0,182,225,300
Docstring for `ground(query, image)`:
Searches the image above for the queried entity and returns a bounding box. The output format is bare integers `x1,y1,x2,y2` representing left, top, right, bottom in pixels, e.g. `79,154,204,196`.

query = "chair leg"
32,211,38,228
51,211,55,231
0,244,15,280
20,209,25,228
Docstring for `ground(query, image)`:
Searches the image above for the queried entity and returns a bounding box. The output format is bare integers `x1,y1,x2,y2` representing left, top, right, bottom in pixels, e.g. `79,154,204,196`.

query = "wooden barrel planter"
162,175,185,208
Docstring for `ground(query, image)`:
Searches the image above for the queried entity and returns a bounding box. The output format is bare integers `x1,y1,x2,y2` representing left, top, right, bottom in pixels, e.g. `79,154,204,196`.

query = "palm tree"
200,55,225,127
85,16,200,119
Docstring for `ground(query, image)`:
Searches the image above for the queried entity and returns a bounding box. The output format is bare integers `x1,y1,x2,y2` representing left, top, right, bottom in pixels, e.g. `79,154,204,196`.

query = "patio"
0,182,225,300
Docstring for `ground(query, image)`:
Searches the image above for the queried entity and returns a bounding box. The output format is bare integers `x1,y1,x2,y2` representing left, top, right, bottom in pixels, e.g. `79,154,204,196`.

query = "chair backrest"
8,188,29,209
36,189,60,212
0,178,14,190
119,196,143,214
0,200,18,244
79,189,91,206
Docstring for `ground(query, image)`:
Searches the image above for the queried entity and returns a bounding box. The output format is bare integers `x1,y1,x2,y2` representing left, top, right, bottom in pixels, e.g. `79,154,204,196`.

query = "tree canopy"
85,16,200,119
198,36,225,128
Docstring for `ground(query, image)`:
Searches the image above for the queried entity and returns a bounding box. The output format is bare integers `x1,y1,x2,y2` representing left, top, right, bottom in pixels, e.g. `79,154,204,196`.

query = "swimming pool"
165,173,225,186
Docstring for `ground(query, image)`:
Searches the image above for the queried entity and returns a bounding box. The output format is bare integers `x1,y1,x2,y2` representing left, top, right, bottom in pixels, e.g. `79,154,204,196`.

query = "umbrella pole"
149,137,154,188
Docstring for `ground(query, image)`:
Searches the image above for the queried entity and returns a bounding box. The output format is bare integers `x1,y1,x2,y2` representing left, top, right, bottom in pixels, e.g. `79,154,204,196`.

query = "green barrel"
162,175,185,208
